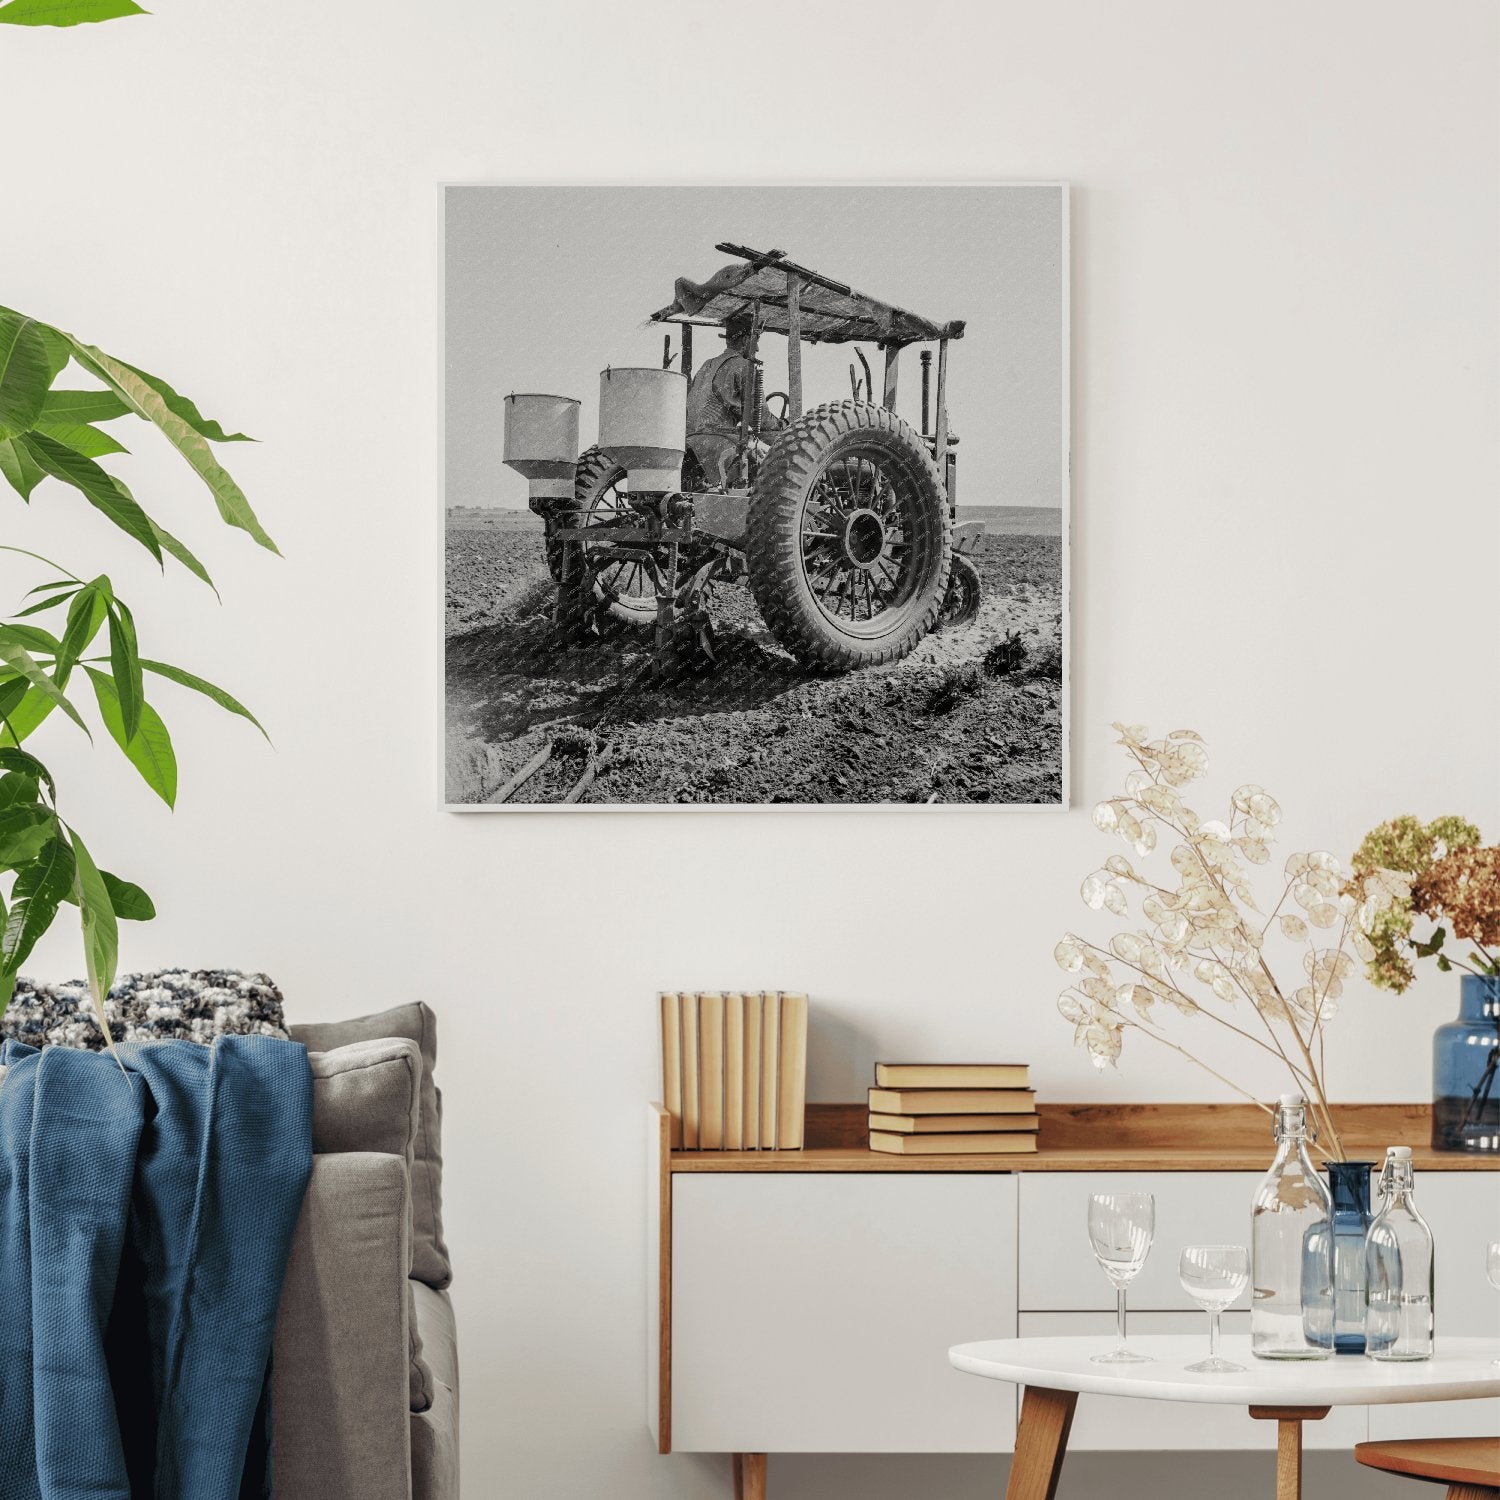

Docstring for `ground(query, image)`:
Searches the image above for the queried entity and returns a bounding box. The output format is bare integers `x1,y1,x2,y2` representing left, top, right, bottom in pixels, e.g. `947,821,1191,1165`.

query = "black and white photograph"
443,184,1069,807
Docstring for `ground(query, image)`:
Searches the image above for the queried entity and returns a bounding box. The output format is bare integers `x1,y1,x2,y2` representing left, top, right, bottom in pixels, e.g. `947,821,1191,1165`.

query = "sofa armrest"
272,1152,412,1500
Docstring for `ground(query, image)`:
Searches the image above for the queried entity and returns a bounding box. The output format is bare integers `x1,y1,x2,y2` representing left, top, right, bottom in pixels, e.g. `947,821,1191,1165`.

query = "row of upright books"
868,1061,1039,1154
660,991,807,1151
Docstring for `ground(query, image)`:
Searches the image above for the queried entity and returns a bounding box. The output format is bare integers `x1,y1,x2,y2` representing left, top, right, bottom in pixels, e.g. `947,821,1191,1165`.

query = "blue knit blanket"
0,1034,312,1500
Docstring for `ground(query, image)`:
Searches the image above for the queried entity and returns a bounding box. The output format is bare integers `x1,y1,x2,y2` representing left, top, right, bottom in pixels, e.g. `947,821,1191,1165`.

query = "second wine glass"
1180,1245,1249,1372
1087,1192,1155,1364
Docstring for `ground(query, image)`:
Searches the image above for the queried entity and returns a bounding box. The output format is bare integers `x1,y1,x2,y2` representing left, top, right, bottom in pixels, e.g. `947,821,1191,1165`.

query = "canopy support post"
934,337,950,462
882,344,899,412
786,275,803,419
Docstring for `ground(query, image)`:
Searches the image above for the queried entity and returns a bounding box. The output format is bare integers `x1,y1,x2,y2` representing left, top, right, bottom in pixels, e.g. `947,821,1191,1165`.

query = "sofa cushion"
306,1037,433,1412
0,969,287,1050
410,1285,459,1500
290,1003,450,1289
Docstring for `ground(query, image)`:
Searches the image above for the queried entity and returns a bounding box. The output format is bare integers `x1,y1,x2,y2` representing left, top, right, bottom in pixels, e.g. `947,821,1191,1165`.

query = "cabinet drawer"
1020,1172,1262,1311
672,1173,1017,1453
1016,1312,1368,1450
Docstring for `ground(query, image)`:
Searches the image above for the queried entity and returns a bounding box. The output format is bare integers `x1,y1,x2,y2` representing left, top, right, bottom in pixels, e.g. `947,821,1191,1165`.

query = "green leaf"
0,311,51,442
0,436,46,500
67,828,118,1040
149,521,216,592
13,593,75,618
117,360,252,443
56,581,107,686
0,772,39,812
0,747,54,793
66,341,277,553
18,432,163,562
0,630,88,737
31,416,128,459
140,656,267,740
0,806,54,866
0,0,148,23
84,666,175,805
39,388,130,425
1,832,74,981
106,598,142,743
0,623,62,655
0,679,27,724
101,870,153,921
24,579,83,598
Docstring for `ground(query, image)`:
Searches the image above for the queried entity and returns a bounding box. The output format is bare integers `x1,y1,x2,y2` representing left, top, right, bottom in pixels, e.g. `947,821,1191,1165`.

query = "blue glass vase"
1432,976,1500,1154
1322,1159,1374,1353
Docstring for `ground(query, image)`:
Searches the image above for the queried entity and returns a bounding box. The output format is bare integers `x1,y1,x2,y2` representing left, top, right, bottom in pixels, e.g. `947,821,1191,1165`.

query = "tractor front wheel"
746,402,951,671
569,447,659,630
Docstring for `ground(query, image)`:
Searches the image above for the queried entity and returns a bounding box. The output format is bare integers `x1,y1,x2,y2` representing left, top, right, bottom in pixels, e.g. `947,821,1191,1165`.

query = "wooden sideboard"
646,1102,1500,1495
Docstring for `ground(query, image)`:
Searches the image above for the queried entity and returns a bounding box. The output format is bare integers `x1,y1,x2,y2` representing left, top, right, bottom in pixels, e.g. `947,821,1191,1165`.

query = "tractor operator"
685,310,786,485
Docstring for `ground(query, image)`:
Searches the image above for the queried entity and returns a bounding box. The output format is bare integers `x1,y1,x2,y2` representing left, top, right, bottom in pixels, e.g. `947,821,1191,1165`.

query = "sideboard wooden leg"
733,1452,767,1500
1248,1405,1330,1500
1006,1385,1078,1500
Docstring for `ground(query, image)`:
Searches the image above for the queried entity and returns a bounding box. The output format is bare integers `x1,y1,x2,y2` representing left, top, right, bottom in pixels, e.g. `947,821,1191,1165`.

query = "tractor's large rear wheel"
746,402,951,671
567,447,659,630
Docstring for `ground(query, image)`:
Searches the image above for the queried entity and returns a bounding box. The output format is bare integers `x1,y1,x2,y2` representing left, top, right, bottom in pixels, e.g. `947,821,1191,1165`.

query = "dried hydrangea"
1347,815,1487,992
1056,724,1402,1160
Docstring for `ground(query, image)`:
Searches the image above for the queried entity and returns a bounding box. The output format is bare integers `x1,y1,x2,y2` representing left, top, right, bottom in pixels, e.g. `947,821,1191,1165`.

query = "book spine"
777,992,807,1150
742,991,762,1150
698,992,724,1151
680,991,699,1150
760,991,779,1149
724,992,744,1151
660,992,682,1149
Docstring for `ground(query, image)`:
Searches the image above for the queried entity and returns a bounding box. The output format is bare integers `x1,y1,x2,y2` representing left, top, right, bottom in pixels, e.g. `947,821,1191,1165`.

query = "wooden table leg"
733,1453,766,1500
1248,1405,1330,1500
1445,1487,1500,1500
1006,1385,1078,1500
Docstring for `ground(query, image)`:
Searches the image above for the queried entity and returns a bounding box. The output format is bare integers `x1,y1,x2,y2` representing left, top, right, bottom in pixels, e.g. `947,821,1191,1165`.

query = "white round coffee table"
949,1335,1500,1500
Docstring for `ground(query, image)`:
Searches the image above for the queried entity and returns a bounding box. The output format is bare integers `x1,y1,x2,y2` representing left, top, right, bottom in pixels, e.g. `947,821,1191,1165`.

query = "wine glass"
1087,1192,1155,1364
1180,1245,1249,1372
1487,1242,1500,1364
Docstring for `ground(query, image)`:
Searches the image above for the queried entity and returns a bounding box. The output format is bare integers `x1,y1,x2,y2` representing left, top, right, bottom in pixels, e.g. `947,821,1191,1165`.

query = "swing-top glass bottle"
1364,1146,1435,1361
1251,1093,1334,1359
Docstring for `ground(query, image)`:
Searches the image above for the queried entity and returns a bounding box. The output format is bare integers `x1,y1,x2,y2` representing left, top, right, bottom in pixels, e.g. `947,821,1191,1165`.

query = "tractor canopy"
650,243,965,348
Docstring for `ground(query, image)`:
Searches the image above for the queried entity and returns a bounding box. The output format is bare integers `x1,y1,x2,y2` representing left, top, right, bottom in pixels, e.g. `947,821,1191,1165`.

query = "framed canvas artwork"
442,183,1068,809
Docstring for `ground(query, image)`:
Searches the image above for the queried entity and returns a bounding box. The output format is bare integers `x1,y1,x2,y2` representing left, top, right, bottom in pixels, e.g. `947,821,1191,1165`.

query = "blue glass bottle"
1317,1159,1375,1353
1432,975,1500,1154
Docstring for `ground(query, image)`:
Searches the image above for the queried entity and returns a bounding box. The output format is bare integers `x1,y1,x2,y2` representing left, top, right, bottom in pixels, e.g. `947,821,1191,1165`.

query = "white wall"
3,2,1495,1496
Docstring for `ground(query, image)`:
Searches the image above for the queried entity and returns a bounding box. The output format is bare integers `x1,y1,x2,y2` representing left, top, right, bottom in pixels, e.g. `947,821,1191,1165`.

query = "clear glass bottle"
1251,1093,1334,1359
1364,1145,1435,1360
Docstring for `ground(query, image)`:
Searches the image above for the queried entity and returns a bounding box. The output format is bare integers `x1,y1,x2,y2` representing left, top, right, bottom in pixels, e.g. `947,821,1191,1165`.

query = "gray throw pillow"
307,1036,434,1413
290,1003,450,1290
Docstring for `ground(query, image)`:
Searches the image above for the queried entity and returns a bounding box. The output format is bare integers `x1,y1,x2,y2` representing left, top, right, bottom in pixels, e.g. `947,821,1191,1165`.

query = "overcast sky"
444,184,1066,511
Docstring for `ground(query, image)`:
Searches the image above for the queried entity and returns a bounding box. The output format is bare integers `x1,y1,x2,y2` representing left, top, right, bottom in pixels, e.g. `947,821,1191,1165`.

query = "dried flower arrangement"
1056,724,1404,1162
1348,815,1499,1145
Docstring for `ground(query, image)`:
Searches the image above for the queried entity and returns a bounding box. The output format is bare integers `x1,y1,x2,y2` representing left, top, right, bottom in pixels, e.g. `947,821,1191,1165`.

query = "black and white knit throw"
0,969,288,1051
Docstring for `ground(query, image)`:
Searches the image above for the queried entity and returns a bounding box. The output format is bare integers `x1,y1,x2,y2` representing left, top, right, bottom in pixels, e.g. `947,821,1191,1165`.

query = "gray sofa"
272,1003,459,1500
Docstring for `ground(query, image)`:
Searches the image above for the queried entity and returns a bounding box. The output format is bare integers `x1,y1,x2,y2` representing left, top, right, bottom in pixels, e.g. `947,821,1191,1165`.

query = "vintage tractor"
501,243,983,679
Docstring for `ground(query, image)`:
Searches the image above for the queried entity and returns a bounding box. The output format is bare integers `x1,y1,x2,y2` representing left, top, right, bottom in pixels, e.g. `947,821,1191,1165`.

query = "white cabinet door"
1016,1312,1368,1450
1367,1171,1500,1442
672,1173,1018,1453
1020,1172,1263,1311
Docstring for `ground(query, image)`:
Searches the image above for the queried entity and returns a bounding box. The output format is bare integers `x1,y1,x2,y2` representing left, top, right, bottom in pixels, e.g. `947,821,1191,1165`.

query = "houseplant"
1349,816,1499,1153
0,313,272,1031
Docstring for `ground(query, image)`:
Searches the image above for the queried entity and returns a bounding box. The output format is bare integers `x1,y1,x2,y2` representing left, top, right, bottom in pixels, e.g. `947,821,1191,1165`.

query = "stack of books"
867,1062,1039,1155
660,992,808,1151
